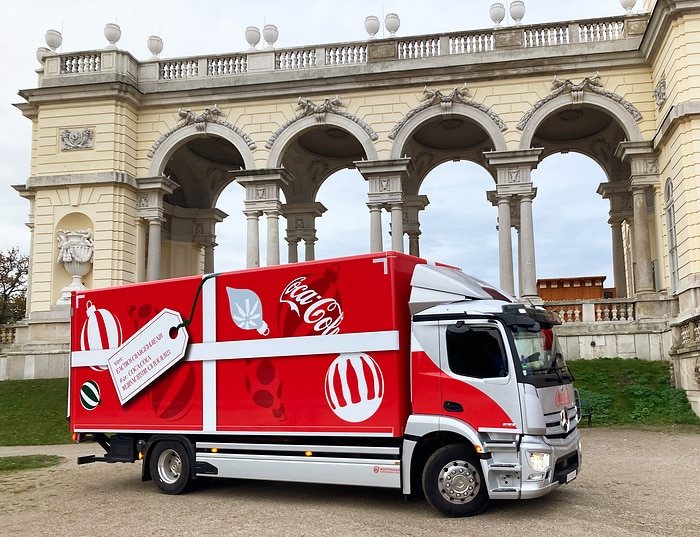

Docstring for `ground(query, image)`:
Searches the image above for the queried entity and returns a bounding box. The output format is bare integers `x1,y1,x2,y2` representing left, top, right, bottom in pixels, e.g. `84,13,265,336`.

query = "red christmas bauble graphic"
245,358,286,421
277,265,343,337
81,301,122,351
149,363,196,421
325,353,384,423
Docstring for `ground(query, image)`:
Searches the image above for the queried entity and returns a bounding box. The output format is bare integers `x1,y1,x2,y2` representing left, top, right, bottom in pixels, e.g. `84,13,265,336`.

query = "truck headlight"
528,452,551,473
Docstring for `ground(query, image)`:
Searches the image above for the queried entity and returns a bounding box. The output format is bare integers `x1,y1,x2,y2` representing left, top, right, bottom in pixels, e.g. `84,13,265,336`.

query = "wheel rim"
157,448,183,485
436,459,481,504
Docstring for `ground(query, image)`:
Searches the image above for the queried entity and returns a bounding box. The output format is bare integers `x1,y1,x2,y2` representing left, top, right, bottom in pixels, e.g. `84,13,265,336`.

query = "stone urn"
104,23,121,48
364,16,380,38
489,3,506,27
148,35,163,59
56,229,94,304
263,24,279,48
620,0,637,13
509,1,526,24
45,29,62,52
384,13,400,37
245,26,260,50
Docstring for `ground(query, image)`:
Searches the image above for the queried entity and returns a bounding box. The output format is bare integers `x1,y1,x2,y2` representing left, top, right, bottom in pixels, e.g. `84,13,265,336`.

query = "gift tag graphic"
107,309,189,405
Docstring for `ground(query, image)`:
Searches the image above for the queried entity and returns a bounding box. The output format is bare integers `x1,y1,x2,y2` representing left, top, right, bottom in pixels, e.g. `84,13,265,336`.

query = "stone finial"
104,23,121,49
45,29,62,52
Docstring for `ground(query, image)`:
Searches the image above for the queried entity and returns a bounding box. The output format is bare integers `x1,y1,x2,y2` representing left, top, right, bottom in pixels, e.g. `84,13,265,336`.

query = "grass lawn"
568,358,700,429
0,359,698,447
0,378,71,446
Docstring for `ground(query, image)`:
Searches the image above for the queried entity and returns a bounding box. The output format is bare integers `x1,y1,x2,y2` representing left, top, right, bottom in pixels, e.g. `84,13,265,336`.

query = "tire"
422,444,489,517
149,440,193,495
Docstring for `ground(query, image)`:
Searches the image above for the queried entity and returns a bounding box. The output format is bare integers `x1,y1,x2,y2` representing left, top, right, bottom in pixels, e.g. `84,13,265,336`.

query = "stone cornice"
639,0,700,63
25,172,137,190
653,100,700,148
17,81,142,112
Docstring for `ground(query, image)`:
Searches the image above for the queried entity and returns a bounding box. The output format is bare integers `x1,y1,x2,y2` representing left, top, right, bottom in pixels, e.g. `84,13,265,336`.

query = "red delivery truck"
69,251,581,517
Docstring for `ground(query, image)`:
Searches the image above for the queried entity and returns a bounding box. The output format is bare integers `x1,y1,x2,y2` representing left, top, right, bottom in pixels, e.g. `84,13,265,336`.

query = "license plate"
566,470,577,482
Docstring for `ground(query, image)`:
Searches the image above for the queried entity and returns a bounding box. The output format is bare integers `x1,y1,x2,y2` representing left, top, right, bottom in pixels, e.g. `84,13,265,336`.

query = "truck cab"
405,264,581,516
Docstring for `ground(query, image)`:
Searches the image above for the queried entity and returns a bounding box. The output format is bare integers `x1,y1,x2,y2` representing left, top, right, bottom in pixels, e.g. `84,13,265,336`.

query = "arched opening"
418,161,500,285
532,153,613,294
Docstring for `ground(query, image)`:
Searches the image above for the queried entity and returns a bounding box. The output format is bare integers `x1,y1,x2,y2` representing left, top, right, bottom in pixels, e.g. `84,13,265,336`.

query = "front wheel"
422,444,489,517
149,440,192,495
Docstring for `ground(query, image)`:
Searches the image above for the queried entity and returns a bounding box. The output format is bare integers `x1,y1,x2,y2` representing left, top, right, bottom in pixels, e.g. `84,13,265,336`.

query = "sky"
0,0,646,291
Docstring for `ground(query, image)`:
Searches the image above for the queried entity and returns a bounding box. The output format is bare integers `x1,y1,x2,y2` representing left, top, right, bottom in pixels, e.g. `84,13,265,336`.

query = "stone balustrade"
0,326,15,347
37,14,645,86
546,299,637,323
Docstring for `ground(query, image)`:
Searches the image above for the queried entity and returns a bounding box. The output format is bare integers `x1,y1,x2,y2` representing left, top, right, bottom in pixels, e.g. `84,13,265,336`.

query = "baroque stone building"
3,0,700,414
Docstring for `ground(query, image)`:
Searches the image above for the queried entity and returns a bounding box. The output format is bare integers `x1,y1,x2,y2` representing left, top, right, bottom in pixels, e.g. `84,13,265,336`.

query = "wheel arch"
141,434,196,483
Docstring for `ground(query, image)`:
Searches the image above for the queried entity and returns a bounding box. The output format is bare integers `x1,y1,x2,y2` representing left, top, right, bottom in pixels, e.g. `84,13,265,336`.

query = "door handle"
443,400,463,413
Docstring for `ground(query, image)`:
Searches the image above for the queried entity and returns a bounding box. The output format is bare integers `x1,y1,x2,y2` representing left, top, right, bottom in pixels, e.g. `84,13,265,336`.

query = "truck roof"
409,263,515,314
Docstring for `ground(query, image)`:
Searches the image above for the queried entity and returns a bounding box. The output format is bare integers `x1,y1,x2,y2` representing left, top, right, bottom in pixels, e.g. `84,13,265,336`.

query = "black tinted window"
446,325,507,378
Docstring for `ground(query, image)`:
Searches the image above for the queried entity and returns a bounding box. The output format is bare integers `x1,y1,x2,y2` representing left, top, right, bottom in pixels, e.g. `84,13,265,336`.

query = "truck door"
438,321,523,433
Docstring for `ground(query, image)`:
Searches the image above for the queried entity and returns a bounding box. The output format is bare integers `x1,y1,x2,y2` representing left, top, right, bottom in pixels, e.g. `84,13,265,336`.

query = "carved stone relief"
266,96,378,149
148,105,256,158
517,73,643,131
60,128,94,151
389,84,507,140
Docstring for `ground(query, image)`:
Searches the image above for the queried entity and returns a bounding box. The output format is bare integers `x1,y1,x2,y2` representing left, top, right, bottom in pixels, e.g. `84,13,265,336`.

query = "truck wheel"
422,444,489,517
150,440,192,495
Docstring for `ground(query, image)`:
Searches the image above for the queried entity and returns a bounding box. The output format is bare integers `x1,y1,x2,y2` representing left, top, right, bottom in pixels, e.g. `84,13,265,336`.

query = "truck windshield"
512,326,569,377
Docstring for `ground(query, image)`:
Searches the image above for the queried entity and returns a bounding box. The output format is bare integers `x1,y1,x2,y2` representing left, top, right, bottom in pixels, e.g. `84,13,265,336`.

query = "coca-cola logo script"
278,268,343,337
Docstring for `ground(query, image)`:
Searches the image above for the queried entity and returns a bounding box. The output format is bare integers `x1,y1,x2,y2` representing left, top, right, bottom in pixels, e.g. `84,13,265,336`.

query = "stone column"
389,203,404,252
194,208,226,273
367,202,384,253
610,218,627,298
287,237,301,264
281,202,327,262
597,182,632,298
146,217,164,281
244,210,262,268
136,176,178,281
356,159,413,254
631,184,655,293
497,193,515,295
615,141,659,296
266,209,281,266
233,169,292,268
484,148,543,300
518,190,538,299
403,195,429,257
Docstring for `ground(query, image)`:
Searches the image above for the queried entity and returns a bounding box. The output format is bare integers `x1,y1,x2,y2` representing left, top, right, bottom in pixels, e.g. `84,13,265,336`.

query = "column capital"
615,140,659,189
483,148,544,168
233,168,292,213
136,175,178,220
356,158,411,205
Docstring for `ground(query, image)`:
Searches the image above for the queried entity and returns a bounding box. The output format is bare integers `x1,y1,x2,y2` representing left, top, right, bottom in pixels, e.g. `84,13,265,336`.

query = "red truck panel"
70,252,424,437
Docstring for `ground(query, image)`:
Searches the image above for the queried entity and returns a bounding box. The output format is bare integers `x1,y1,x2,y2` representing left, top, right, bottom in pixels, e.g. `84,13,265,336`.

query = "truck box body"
68,251,581,517
70,252,422,437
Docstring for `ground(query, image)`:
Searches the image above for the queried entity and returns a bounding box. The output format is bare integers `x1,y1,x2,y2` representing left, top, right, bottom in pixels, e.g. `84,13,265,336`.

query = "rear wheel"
150,440,192,495
422,444,489,517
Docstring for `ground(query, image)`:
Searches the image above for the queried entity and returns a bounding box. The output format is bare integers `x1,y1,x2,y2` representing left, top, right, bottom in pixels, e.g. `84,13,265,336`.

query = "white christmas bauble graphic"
325,353,384,422
80,300,122,351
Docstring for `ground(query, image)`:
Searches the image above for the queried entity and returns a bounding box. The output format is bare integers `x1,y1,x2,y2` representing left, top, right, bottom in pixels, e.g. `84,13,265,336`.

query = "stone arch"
266,114,379,170
518,91,644,151
148,122,256,177
389,102,508,161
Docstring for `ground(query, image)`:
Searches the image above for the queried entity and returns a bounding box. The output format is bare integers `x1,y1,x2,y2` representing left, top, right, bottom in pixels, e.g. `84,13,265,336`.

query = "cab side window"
446,324,507,378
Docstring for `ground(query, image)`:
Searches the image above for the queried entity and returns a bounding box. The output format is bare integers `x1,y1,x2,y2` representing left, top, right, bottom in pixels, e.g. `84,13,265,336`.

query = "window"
445,324,507,379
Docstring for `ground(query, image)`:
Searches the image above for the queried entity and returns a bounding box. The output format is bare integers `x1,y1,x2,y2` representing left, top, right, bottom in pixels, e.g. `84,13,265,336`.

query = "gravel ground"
1,428,698,537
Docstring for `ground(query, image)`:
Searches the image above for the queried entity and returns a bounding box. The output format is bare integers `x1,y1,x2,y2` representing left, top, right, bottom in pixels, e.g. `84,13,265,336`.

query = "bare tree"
0,247,29,324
